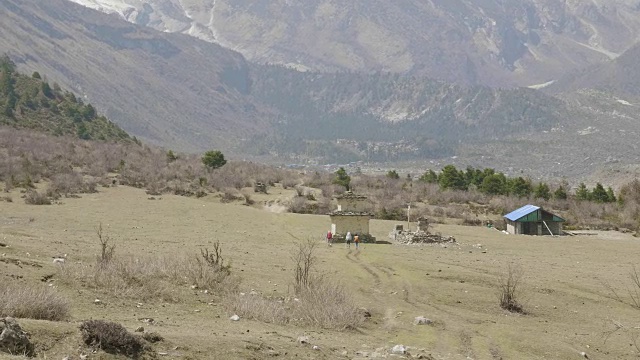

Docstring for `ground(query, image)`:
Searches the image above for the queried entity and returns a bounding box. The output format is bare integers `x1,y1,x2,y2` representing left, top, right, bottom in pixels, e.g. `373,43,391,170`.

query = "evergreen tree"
438,165,467,191
386,170,400,179
534,182,551,201
553,185,567,200
333,167,351,190
32,71,41,79
606,187,616,203
591,183,609,203
509,177,532,198
419,169,438,184
201,150,227,170
480,173,507,195
575,183,590,201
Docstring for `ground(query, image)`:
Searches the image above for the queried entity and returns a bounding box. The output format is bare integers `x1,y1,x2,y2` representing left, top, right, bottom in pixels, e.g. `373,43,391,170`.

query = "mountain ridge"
68,0,640,87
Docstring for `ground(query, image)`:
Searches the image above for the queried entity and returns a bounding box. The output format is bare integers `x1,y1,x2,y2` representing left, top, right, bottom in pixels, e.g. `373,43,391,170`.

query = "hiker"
354,233,360,249
326,230,333,246
345,231,353,248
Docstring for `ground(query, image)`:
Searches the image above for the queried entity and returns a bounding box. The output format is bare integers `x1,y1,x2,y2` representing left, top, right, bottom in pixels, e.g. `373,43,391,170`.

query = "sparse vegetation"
497,263,525,313
0,281,69,321
80,320,145,358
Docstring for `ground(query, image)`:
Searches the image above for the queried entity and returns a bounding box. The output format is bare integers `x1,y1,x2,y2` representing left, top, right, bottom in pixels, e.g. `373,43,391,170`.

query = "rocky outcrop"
0,317,34,356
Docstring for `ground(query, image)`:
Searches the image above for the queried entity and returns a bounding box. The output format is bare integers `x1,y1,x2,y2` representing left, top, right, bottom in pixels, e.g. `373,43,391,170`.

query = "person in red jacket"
326,230,333,246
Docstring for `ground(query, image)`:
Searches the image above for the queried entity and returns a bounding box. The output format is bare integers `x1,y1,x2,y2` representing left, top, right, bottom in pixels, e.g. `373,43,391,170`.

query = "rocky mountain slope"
68,0,640,87
2,0,639,180
0,0,269,152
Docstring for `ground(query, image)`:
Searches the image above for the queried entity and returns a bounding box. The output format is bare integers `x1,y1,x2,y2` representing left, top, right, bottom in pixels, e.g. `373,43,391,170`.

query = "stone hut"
329,192,375,243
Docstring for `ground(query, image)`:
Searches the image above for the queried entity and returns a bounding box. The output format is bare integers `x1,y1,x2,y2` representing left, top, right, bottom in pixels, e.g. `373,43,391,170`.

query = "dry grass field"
1,184,640,359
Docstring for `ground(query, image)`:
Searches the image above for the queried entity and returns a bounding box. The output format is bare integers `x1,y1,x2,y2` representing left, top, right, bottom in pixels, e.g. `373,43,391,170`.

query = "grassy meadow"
1,184,640,359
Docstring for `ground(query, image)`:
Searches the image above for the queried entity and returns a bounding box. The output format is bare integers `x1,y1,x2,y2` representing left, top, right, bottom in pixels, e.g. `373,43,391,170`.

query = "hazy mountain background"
67,0,640,87
1,0,640,181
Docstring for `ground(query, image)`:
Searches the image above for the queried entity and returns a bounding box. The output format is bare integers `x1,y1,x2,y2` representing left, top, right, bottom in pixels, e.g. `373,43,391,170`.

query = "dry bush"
497,263,525,313
292,238,318,294
293,276,364,330
226,293,289,325
282,178,299,189
0,281,69,321
24,190,51,205
220,188,243,203
0,195,11,202
288,197,309,214
80,320,145,358
603,265,640,309
61,235,236,301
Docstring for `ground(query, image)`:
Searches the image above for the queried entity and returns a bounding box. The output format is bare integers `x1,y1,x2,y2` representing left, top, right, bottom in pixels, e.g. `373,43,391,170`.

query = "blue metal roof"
504,204,540,221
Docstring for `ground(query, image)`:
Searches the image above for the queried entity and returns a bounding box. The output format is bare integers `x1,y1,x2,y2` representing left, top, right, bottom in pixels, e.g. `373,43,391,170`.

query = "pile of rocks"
0,317,34,356
395,231,456,245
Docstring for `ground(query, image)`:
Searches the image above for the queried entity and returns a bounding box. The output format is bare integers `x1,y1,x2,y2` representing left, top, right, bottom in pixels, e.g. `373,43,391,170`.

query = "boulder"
296,335,309,344
413,316,433,325
229,315,240,321
391,344,406,354
0,317,34,356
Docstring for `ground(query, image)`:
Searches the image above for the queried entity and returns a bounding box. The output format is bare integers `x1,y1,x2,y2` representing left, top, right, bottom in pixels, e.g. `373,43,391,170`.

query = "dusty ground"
1,185,640,359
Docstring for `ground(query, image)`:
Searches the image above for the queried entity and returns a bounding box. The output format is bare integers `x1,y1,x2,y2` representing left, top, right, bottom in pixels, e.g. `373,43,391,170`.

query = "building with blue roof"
504,204,565,235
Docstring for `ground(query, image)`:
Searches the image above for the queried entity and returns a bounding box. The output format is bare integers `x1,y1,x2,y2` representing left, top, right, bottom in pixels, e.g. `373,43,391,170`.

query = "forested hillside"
246,66,568,161
0,56,130,142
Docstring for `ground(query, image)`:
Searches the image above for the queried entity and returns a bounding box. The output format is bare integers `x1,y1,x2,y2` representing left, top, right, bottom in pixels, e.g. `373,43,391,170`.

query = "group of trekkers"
326,230,360,249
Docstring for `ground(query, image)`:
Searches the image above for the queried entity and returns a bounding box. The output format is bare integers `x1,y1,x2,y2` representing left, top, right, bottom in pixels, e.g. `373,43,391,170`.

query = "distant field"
1,185,639,359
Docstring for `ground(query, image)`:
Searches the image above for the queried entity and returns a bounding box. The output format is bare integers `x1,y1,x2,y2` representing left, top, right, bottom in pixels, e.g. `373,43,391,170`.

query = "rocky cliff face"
68,0,640,87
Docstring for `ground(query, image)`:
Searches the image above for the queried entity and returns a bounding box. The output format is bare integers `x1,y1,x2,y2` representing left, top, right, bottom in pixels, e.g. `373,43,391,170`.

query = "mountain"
548,42,640,98
0,56,130,141
0,0,269,152
3,0,640,180
246,66,568,161
67,0,640,87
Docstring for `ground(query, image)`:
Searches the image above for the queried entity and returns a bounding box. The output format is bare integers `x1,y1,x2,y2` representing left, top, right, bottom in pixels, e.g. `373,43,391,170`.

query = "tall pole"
407,203,411,232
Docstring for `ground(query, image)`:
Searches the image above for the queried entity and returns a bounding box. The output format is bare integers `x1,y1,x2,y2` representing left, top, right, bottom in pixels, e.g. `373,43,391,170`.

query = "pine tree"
553,185,567,200
575,183,590,201
333,167,351,190
534,182,551,201
591,183,609,203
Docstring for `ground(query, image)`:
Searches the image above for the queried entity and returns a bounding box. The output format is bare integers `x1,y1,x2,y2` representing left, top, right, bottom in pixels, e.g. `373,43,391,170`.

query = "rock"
312,345,320,350
229,314,240,321
359,307,372,318
580,351,589,359
391,344,406,354
414,316,433,325
52,258,65,264
135,326,144,332
297,335,310,344
94,298,101,305
0,317,34,356
190,285,198,289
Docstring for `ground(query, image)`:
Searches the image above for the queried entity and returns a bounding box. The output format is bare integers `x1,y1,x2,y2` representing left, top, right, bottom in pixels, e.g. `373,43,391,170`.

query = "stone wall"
331,215,370,236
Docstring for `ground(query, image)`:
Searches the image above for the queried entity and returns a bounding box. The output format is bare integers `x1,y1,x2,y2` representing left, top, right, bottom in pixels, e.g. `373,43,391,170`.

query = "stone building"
329,192,375,243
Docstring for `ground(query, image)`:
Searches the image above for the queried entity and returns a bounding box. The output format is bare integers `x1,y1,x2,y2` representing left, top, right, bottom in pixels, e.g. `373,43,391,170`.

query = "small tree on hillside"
333,167,351,190
553,185,568,200
419,169,438,184
386,170,400,179
534,182,551,201
575,183,590,201
202,150,226,170
591,183,609,203
438,165,467,191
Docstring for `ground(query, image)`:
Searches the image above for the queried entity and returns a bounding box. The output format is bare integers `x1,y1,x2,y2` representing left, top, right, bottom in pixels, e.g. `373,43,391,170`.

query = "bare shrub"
0,281,69,321
292,238,318,294
1,195,11,202
226,293,289,325
293,276,364,330
294,185,305,197
603,265,640,309
282,178,298,189
288,197,309,214
497,263,525,313
61,239,236,301
462,217,483,226
24,190,51,205
96,223,115,266
221,188,243,203
80,320,145,357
